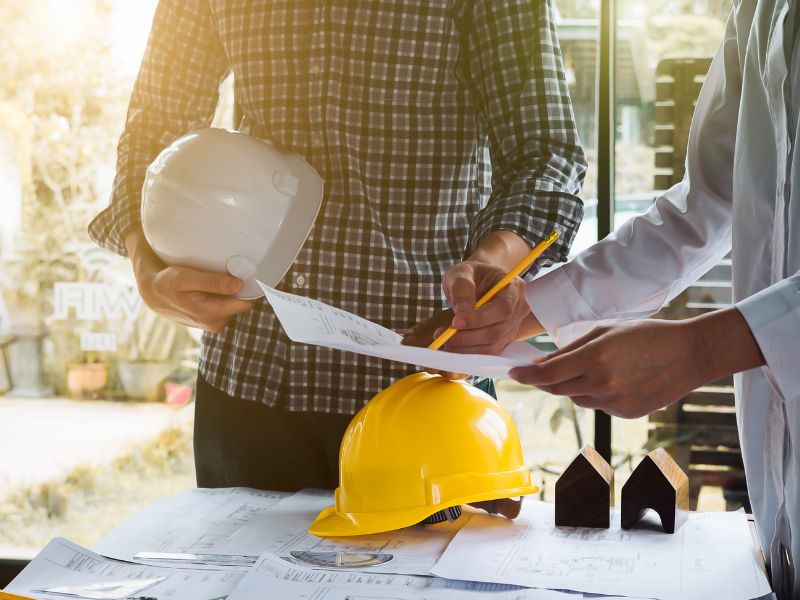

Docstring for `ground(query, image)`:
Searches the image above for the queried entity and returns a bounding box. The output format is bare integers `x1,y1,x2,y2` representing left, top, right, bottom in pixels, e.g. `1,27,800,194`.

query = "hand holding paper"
257,282,544,380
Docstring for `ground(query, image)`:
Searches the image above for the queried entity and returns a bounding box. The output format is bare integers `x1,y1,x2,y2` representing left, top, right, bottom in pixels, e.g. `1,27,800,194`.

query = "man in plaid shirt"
90,0,585,490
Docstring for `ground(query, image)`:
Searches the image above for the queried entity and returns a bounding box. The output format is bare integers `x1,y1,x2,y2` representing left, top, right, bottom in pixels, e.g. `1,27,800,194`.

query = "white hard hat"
141,128,323,299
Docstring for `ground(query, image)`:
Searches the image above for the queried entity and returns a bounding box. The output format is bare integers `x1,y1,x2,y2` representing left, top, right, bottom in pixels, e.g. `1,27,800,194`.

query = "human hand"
125,226,254,333
401,308,468,380
439,260,531,354
401,261,530,380
509,319,706,419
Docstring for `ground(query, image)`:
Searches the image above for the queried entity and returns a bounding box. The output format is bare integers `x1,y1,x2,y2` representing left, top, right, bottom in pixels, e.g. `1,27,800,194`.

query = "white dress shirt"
526,1,798,596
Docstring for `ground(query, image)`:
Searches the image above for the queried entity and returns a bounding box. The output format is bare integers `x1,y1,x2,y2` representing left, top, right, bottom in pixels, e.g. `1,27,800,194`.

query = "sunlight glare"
43,0,93,46
109,0,159,76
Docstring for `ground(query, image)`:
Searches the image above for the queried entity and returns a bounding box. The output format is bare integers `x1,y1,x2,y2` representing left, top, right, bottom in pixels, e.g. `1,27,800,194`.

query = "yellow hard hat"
309,373,538,537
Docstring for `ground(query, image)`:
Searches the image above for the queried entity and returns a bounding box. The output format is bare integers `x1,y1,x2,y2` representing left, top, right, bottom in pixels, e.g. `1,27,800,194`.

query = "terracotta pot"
65,362,109,400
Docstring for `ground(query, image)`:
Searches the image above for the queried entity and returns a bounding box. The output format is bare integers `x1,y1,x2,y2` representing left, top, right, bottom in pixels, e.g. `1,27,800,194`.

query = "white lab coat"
525,1,798,596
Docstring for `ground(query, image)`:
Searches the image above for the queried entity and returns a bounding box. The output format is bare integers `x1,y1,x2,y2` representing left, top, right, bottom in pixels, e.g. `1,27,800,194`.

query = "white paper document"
94,488,465,576
214,489,467,576
228,552,575,600
93,486,290,565
259,282,545,380
431,501,772,600
6,537,244,600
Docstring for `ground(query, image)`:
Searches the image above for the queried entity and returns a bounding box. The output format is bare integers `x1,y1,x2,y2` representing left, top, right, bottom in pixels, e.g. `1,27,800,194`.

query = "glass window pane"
498,0,601,503
555,0,601,255
0,0,219,556
612,0,737,511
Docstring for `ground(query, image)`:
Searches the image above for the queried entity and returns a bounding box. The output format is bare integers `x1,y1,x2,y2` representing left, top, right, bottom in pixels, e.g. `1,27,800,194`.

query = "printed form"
431,501,772,600
258,282,545,380
6,538,244,600
94,488,465,576
228,552,595,600
93,487,290,565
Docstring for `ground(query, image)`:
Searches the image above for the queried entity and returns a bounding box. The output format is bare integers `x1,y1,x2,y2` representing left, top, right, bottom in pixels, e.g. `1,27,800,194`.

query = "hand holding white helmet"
141,128,324,299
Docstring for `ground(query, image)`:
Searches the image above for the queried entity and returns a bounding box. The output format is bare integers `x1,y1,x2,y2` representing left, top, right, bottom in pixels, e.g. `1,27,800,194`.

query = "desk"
3,489,776,600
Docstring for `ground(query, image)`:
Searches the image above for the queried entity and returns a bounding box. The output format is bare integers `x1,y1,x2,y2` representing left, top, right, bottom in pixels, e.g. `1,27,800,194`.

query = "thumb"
445,266,477,314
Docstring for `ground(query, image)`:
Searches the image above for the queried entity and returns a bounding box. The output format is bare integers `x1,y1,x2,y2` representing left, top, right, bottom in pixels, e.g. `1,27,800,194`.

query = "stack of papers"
432,500,772,600
96,488,465,576
6,538,245,600
228,552,576,600
6,489,772,599
93,486,290,565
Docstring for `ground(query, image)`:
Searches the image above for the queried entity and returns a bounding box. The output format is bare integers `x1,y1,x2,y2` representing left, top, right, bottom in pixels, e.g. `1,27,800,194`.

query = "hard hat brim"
308,484,539,538
239,151,323,299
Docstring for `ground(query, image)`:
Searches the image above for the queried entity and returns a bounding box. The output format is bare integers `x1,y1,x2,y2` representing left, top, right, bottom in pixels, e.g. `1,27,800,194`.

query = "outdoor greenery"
0,420,195,549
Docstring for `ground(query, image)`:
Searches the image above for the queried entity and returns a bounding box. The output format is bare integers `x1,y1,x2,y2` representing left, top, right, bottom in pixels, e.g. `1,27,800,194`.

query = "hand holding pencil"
402,231,558,373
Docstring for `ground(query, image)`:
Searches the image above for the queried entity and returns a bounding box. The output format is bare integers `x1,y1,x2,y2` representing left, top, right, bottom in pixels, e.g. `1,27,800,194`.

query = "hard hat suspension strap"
419,505,462,525
468,497,523,519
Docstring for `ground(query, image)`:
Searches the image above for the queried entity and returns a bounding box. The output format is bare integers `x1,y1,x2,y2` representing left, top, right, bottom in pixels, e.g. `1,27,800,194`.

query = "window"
0,0,215,556
494,0,601,504
499,0,738,510
609,0,736,510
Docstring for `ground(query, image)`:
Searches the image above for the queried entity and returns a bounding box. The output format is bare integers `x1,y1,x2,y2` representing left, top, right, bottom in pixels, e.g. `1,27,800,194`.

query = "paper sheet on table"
213,488,467,576
258,282,545,380
431,501,773,600
6,538,244,600
94,488,465,576
227,551,577,600
93,487,290,565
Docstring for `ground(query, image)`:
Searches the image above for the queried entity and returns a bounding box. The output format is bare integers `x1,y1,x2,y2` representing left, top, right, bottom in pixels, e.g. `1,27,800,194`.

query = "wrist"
124,224,147,260
124,225,163,291
516,313,545,340
469,230,532,272
684,307,765,383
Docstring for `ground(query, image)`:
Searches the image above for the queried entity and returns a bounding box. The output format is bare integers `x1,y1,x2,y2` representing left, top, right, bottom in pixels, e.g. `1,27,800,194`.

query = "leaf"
549,404,566,434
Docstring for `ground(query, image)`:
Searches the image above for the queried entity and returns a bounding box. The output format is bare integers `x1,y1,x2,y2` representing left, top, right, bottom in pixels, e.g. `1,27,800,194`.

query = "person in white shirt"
406,2,798,596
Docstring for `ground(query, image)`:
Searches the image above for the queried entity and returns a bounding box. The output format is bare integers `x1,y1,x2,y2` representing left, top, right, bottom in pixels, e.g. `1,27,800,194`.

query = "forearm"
686,307,765,383
468,230,532,272
124,224,147,259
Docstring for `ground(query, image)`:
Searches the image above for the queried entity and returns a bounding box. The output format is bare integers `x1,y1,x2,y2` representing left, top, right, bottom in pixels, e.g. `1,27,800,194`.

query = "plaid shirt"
89,0,586,414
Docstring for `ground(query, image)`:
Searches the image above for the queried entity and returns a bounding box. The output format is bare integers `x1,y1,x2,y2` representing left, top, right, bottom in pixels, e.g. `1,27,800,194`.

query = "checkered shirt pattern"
89,0,586,413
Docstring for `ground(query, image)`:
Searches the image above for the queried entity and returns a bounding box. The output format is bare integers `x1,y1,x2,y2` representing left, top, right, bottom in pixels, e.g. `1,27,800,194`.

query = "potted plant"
116,306,184,402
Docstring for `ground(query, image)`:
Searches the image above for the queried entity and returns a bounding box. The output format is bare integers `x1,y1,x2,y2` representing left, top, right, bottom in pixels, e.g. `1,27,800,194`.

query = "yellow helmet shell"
309,373,537,537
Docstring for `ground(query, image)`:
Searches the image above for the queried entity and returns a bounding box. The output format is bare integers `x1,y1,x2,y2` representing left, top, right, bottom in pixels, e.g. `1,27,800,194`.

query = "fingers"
146,267,254,333
439,370,468,380
184,291,255,316
161,266,243,295
444,266,477,314
509,349,586,386
532,375,595,398
451,279,526,330
401,310,454,347
545,326,609,358
441,325,510,351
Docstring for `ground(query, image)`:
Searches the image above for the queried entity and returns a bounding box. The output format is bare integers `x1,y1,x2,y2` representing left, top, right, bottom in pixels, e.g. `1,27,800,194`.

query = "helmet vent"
419,505,462,525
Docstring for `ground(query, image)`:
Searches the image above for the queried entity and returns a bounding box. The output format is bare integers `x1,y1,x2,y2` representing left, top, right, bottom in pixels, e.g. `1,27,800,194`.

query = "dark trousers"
194,374,497,490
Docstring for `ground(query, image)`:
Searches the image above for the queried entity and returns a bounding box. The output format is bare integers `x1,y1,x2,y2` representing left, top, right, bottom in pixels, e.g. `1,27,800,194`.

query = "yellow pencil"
428,230,560,351
0,591,35,600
